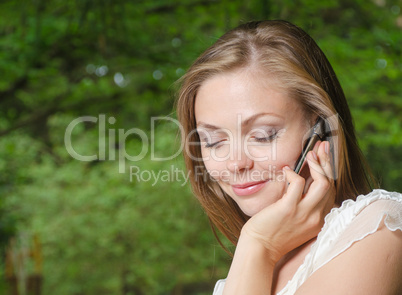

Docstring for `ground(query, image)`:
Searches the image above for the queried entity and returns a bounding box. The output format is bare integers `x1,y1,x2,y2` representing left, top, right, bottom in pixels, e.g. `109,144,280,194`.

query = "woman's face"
194,69,311,216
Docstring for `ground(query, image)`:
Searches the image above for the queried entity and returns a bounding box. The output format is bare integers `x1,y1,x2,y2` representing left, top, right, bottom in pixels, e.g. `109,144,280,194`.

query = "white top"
213,189,402,295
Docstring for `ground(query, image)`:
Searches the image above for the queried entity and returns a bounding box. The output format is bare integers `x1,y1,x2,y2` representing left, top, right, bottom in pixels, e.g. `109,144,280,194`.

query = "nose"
226,148,254,173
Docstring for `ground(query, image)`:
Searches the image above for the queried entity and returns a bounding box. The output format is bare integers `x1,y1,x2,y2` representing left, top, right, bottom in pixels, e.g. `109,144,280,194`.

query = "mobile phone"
294,117,326,174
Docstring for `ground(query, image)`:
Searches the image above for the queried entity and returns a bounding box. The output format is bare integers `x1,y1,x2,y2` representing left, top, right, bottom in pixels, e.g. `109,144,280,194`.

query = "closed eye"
251,127,279,143
204,139,227,148
253,132,278,142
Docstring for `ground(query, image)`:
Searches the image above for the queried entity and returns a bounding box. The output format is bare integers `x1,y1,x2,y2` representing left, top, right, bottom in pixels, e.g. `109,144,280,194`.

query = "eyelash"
203,132,278,149
253,132,278,142
204,140,225,149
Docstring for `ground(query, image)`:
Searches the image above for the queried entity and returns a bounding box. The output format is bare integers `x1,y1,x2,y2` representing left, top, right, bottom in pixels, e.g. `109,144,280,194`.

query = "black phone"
294,117,326,174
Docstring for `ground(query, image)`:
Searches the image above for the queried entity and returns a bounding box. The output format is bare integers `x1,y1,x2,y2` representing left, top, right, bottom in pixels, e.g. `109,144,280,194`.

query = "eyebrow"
196,112,284,130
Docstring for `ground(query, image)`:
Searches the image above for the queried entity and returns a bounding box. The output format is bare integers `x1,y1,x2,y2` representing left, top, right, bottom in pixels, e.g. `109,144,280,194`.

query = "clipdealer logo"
64,113,340,182
64,115,184,173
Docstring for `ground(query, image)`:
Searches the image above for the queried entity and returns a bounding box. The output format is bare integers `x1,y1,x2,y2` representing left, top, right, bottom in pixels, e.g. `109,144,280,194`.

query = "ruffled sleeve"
277,189,402,294
212,190,402,295
212,279,226,295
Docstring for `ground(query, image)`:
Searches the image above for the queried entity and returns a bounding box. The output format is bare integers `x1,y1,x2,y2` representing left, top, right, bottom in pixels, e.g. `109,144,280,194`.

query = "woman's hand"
241,141,336,263
222,141,336,295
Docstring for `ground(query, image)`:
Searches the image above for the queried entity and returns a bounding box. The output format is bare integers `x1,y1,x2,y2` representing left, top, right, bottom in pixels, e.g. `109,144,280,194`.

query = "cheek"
246,144,275,161
254,140,302,173
201,144,231,161
202,157,227,181
275,140,304,168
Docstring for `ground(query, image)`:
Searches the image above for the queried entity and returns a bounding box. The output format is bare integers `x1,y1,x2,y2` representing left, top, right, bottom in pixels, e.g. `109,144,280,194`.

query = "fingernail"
312,151,318,161
325,141,329,155
283,166,291,170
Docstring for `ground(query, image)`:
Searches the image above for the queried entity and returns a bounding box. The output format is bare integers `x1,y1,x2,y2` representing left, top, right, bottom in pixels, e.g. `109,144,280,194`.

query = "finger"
300,151,331,208
314,141,333,180
283,166,305,204
303,175,313,195
297,140,320,194
299,140,321,175
313,140,321,154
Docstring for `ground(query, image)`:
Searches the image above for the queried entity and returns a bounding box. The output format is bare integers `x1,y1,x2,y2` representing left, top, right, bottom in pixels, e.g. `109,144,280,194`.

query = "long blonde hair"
176,20,377,251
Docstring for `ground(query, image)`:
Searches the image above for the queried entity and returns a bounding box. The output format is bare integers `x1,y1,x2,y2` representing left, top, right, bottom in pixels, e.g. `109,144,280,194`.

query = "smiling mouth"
231,180,269,196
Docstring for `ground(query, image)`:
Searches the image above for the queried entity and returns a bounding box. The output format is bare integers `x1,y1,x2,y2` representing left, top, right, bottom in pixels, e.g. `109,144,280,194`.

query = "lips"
231,180,268,196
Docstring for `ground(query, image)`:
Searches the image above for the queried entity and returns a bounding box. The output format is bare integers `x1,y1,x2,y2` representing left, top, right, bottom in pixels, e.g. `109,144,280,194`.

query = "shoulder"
320,189,402,245
295,189,402,295
296,218,402,294
336,189,402,218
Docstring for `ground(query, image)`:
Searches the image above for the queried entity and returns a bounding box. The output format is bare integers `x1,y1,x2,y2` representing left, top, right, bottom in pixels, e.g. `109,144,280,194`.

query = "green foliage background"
0,0,401,294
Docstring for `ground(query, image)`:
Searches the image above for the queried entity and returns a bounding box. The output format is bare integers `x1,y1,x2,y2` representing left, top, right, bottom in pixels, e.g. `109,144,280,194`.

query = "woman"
176,20,402,294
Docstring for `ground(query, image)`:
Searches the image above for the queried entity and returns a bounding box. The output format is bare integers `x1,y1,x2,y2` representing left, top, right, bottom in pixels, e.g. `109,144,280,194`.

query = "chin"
238,199,275,217
236,188,285,217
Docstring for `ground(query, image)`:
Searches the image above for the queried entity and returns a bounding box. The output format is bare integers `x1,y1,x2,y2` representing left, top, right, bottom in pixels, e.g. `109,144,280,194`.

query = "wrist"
223,228,276,294
239,227,280,266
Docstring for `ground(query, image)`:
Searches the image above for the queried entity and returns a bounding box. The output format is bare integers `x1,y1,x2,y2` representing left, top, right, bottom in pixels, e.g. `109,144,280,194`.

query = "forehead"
194,70,300,126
